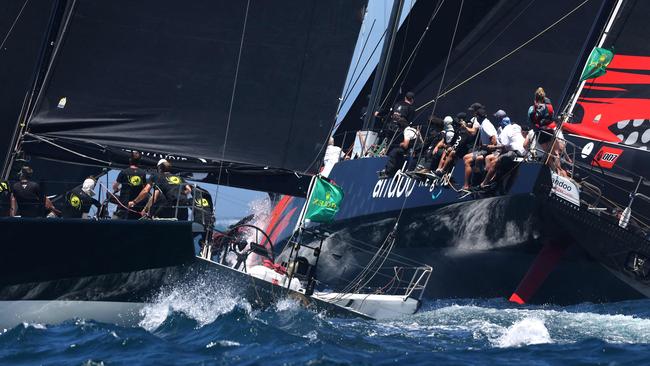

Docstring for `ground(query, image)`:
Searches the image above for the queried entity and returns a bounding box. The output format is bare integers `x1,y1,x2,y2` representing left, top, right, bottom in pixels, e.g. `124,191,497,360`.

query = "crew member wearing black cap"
461,103,498,190
10,166,60,217
374,91,416,146
129,159,192,220
112,151,147,219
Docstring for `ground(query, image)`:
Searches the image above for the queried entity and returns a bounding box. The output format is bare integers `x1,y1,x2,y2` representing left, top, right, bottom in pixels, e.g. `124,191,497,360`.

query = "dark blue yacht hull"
267,157,645,304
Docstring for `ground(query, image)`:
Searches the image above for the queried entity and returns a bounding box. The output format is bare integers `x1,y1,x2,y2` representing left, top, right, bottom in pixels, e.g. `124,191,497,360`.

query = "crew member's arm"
129,183,152,207
433,139,445,155
183,185,192,195
112,181,120,193
9,194,16,217
463,121,478,135
486,135,499,151
399,136,410,149
45,196,61,216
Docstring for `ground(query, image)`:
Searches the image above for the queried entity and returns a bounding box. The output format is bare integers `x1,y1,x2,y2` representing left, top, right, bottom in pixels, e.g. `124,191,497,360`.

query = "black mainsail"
17,0,366,195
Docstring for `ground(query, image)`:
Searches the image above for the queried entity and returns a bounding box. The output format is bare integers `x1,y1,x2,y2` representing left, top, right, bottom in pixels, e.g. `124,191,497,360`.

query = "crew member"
321,137,342,177
60,177,101,218
112,151,147,219
527,87,555,145
479,121,527,189
432,112,476,177
462,104,497,190
0,179,11,217
374,91,416,148
10,166,59,217
527,87,567,176
129,159,192,220
378,123,419,178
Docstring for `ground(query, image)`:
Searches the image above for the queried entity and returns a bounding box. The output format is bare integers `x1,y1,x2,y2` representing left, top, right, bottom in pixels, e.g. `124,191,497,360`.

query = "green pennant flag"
580,47,614,81
304,176,344,223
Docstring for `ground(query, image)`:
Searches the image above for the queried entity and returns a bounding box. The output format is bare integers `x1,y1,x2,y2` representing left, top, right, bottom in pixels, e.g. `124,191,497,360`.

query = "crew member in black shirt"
60,177,101,218
112,151,147,219
129,159,192,220
0,180,11,217
374,91,416,145
10,166,59,217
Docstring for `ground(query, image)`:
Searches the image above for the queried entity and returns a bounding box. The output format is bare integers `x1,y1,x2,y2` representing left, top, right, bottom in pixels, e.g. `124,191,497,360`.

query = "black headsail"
18,0,366,196
336,0,612,135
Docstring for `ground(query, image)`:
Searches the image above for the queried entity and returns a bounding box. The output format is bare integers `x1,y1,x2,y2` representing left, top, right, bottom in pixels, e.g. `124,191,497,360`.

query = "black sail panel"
337,0,608,135
27,0,365,173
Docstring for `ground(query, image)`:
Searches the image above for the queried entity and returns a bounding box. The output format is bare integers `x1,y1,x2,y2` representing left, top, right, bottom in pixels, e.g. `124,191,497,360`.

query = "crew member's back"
11,166,46,218
113,151,147,219
60,178,101,218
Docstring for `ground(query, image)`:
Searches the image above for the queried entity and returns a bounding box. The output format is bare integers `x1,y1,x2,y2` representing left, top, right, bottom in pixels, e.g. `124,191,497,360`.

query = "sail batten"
25,0,366,174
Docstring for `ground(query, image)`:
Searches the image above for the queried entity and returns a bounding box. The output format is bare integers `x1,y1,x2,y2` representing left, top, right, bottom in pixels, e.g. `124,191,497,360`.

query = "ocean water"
3,286,650,366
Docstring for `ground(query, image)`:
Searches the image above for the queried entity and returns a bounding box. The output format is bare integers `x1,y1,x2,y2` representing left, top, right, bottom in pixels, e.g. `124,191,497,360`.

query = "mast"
1,0,73,180
361,0,404,132
557,0,614,112
563,0,625,118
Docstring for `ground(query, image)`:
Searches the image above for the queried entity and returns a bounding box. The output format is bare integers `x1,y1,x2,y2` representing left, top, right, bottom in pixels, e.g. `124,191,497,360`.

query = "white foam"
495,318,551,348
365,303,650,347
275,297,302,312
206,340,241,348
21,322,46,330
138,278,251,331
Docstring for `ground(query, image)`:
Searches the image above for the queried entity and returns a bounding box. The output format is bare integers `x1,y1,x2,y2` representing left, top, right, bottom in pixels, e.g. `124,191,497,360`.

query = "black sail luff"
24,0,366,177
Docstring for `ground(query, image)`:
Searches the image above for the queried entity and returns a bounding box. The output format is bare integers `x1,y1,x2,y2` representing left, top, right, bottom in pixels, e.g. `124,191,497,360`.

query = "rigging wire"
339,1,465,296
377,0,446,112
413,0,464,188
0,0,30,52
396,0,465,224
213,0,251,206
377,0,416,115
23,133,112,166
415,0,593,113
336,27,389,117
339,19,377,109
439,0,536,94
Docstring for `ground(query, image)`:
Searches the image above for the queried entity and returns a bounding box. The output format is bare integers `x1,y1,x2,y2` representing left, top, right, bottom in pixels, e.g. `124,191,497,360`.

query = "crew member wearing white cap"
60,176,101,219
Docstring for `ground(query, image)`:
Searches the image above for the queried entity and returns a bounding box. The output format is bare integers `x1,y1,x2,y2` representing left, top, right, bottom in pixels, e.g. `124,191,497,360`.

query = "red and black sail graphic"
565,0,650,151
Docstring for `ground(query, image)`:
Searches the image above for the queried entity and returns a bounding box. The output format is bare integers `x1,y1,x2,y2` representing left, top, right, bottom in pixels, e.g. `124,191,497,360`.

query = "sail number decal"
591,146,623,169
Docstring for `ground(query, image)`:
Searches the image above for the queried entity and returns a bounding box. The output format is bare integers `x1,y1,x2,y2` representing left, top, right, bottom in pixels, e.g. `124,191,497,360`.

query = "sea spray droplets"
274,297,302,312
139,278,251,331
495,318,552,348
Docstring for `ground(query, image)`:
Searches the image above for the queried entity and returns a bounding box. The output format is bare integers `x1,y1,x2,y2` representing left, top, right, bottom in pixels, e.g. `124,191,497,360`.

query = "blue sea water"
3,281,650,366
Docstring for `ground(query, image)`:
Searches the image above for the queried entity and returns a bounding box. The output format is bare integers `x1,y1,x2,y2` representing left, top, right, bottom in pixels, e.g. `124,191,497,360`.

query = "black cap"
405,91,415,99
468,102,484,112
456,112,467,120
